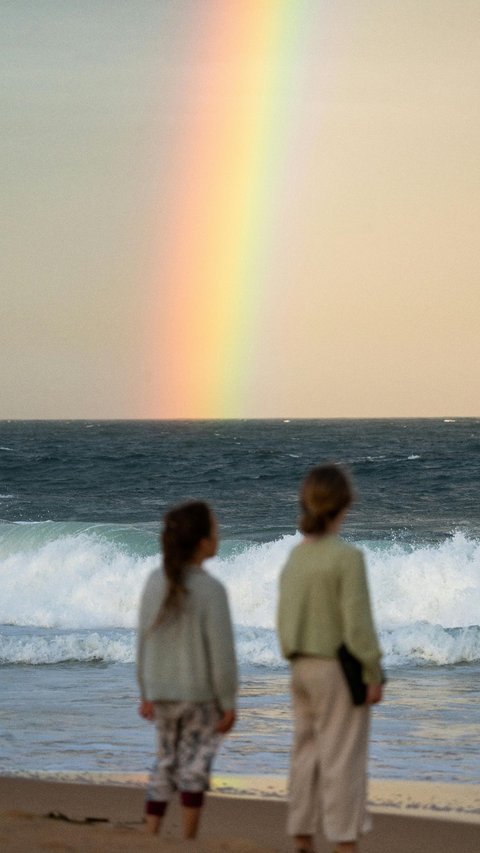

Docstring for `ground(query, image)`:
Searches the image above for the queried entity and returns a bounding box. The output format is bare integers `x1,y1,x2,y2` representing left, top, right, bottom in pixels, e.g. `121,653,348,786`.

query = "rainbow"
148,2,348,418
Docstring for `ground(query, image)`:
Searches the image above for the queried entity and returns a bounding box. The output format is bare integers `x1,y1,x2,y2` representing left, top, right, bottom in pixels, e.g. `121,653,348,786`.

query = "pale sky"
2,1,479,419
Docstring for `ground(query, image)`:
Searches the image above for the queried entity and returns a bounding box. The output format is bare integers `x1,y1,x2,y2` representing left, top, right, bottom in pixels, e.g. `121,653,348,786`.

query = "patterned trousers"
147,701,221,804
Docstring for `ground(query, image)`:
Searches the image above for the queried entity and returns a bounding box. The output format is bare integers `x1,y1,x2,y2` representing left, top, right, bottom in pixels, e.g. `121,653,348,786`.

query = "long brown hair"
155,500,213,624
299,464,353,535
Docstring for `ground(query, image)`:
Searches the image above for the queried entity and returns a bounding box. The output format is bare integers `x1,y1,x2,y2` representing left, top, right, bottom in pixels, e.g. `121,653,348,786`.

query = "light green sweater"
277,535,382,684
137,565,238,711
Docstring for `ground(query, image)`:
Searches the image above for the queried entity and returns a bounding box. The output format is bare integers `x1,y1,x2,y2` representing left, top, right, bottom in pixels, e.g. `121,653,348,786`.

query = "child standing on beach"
137,501,237,840
278,465,383,853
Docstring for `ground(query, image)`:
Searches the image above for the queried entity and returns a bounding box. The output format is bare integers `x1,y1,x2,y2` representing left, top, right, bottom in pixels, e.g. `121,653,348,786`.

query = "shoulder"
334,537,362,559
282,541,308,568
190,569,228,599
282,537,361,566
141,568,164,594
138,569,163,627
285,537,364,577
192,571,232,622
335,538,365,574
279,541,312,587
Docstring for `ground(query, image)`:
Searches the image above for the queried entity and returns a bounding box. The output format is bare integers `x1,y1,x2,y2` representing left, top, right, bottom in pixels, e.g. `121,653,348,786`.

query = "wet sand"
0,776,479,852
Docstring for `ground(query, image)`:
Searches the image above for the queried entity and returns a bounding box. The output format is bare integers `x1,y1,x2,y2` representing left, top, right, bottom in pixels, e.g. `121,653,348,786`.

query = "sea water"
0,419,479,783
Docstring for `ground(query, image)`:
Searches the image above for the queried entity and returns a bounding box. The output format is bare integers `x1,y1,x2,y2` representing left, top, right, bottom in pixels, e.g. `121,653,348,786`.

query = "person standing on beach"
137,500,237,840
277,465,383,853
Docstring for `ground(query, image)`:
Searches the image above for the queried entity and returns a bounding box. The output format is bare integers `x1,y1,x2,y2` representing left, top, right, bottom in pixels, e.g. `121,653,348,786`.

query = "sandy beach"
0,776,479,852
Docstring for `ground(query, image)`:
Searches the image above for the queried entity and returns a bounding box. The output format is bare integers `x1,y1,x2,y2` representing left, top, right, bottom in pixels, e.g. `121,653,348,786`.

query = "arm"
277,569,292,659
136,589,148,701
136,572,157,719
204,582,238,724
136,608,155,720
340,549,383,686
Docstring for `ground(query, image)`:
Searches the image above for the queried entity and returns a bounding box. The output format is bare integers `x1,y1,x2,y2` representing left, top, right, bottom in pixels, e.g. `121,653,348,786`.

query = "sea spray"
1,522,480,667
212,532,480,635
1,623,480,668
0,522,156,629
364,532,480,629
0,628,133,665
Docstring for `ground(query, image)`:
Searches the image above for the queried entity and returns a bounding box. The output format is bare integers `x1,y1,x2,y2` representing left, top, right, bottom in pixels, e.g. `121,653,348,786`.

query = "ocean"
1,419,479,786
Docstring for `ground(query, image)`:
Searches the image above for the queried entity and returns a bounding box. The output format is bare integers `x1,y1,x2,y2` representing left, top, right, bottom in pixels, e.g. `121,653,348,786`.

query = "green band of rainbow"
148,2,349,417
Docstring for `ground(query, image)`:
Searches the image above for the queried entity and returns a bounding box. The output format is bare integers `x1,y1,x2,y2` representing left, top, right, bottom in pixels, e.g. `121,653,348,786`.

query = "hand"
216,709,236,734
366,683,383,704
139,699,155,720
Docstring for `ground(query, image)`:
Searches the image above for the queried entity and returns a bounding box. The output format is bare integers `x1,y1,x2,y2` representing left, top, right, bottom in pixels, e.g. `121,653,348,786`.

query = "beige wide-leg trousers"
287,657,372,843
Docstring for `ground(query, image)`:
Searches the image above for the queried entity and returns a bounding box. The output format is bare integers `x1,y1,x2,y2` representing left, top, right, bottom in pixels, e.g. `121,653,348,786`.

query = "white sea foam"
363,533,480,630
1,623,479,668
380,623,480,666
0,524,156,629
0,524,479,667
0,630,133,665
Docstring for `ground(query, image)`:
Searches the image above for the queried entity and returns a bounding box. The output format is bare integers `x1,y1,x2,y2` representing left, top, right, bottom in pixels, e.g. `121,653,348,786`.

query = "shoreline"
0,773,479,853
2,771,480,821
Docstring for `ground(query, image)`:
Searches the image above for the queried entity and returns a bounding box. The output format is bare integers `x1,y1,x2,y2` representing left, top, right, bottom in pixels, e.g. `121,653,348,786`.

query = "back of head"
299,464,353,535
158,500,213,620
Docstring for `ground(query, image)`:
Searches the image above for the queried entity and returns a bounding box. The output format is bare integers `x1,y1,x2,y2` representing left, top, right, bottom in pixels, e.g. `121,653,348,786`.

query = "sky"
2,0,479,419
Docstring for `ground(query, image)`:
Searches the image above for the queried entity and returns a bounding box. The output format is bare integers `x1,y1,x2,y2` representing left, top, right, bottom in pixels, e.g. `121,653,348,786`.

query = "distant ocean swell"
1,522,479,668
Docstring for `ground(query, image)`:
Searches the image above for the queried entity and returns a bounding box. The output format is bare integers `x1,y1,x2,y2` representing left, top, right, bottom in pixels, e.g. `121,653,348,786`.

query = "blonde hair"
299,464,353,535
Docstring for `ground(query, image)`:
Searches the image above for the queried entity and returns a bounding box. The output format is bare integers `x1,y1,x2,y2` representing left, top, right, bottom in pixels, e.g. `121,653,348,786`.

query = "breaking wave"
1,521,479,667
